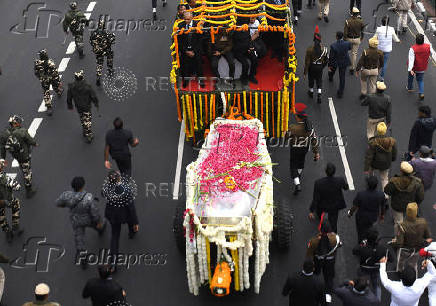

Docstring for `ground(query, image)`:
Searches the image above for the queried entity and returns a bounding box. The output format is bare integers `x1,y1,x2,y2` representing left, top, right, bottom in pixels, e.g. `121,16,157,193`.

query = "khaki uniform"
344,16,364,70
318,0,330,19
356,47,384,95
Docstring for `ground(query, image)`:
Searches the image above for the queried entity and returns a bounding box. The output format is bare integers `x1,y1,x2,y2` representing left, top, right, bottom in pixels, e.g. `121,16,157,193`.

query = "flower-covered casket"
184,117,274,295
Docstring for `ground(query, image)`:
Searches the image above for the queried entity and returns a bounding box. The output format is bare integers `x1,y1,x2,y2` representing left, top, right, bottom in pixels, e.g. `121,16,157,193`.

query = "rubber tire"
273,197,293,250
173,200,186,253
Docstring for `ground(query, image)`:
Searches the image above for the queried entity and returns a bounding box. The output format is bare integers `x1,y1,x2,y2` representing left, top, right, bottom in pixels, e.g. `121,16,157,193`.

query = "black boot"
75,250,87,270
98,221,107,236
46,107,53,116
162,0,167,7
96,78,101,87
78,50,84,59
293,184,302,195
153,12,157,21
25,186,37,199
307,90,314,98
317,94,322,104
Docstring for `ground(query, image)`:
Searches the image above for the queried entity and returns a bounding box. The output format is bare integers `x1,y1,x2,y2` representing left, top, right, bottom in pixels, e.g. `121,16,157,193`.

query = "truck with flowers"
173,109,293,296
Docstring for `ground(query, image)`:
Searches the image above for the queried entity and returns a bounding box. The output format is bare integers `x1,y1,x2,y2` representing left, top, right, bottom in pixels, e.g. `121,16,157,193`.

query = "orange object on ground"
210,262,232,297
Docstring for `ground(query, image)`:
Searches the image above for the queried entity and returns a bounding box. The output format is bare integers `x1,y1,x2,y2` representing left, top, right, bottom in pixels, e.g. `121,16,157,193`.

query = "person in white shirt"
375,16,400,81
379,256,435,306
419,242,436,306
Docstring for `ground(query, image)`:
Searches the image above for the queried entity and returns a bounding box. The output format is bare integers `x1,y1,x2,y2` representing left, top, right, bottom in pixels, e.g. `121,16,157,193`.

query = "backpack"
4,129,24,157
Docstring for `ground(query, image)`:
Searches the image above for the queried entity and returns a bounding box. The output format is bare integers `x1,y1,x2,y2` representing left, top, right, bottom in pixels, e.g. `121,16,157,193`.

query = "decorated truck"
173,108,293,296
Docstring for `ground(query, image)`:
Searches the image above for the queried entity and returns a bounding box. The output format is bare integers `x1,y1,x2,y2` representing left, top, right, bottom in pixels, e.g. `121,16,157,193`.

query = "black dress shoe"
317,95,322,104
337,92,343,99
96,79,101,86
5,231,13,244
307,90,313,98
293,184,302,195
162,0,167,7
324,16,329,23
359,94,367,100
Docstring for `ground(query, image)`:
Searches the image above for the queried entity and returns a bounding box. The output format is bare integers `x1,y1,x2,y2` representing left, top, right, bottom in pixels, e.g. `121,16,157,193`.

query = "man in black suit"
233,30,258,85
309,162,349,233
282,259,327,306
178,11,204,88
82,265,126,306
328,32,351,98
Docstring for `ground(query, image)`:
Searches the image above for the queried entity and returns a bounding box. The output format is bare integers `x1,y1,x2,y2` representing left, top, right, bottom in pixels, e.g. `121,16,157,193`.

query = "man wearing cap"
408,105,436,159
328,31,351,99
286,103,320,195
384,162,424,233
356,36,384,99
0,115,37,198
364,122,397,193
0,158,23,243
361,81,391,139
349,0,361,15
344,8,365,74
409,145,436,191
22,283,60,306
67,70,99,143
304,26,329,104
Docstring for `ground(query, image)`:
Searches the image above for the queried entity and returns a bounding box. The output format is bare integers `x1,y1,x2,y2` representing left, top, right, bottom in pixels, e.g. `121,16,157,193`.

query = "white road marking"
28,118,43,138
84,13,92,20
408,10,436,63
86,1,97,12
58,58,70,73
38,99,50,112
66,41,76,54
328,98,355,190
173,120,186,200
6,173,17,180
11,160,18,168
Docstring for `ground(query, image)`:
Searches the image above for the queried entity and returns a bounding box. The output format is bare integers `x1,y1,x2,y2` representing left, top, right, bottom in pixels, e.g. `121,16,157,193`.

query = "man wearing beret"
22,283,60,306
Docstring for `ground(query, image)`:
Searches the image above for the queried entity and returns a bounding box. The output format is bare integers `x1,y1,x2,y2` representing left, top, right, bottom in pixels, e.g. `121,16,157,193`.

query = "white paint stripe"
28,118,43,138
11,160,18,168
66,41,76,54
220,92,226,115
6,173,17,180
49,84,53,91
84,13,92,20
173,120,186,200
408,10,436,63
58,58,70,72
38,99,49,112
328,98,355,190
86,1,97,12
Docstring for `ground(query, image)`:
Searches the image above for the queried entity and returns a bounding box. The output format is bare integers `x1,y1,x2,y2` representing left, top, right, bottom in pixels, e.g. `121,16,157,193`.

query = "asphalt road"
0,0,435,305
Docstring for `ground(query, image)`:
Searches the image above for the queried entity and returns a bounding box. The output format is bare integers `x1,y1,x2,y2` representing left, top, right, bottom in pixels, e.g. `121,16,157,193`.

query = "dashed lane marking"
84,13,92,20
58,58,70,73
66,42,76,55
328,97,355,190
11,160,18,168
86,1,97,12
28,118,43,138
173,120,186,200
6,173,17,179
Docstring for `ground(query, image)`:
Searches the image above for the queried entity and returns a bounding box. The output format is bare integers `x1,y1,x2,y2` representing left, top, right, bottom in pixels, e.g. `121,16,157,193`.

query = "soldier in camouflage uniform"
0,159,22,243
56,177,106,268
0,115,37,198
90,17,115,86
67,70,99,143
34,49,63,116
63,2,88,58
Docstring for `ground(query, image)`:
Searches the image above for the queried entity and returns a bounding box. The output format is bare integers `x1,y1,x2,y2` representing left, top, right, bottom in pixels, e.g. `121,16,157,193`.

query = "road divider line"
11,160,18,168
328,98,355,190
173,120,186,200
86,1,97,12
38,98,50,112
84,13,92,20
66,42,76,55
58,58,70,73
28,118,43,138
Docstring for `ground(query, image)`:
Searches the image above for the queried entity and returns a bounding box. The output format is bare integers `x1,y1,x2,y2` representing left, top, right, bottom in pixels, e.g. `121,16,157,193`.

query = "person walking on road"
104,117,139,177
344,7,365,75
407,33,430,100
348,176,386,244
375,16,400,81
352,229,387,300
309,162,349,233
307,217,341,294
384,162,424,233
356,36,384,100
0,115,37,198
409,145,436,191
393,0,415,34
82,265,127,306
67,70,99,144
282,259,326,306
333,277,380,305
364,122,397,191
304,26,329,104
63,2,88,58
361,81,391,139
0,159,23,243
56,176,106,269
379,256,435,306
152,0,167,21
408,105,436,159
22,283,60,306
317,0,330,22
328,31,351,98
286,103,320,195
90,17,115,87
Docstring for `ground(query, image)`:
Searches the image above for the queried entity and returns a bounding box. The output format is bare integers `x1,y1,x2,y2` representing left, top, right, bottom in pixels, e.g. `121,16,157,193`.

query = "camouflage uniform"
67,71,99,143
63,3,88,58
90,20,115,85
34,55,63,114
0,120,37,196
0,167,21,236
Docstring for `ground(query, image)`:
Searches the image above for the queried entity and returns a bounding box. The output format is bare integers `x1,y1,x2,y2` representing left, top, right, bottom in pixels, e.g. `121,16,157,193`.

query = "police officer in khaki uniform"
344,7,364,74
286,103,320,195
356,36,384,99
22,283,60,306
